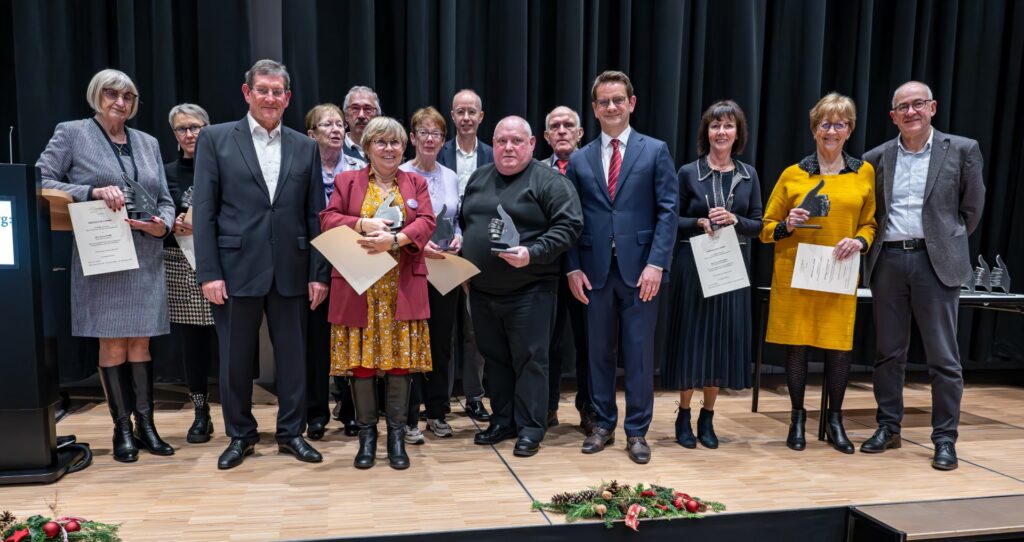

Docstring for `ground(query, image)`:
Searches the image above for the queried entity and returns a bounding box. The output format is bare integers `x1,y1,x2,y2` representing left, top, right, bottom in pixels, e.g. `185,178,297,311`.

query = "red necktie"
608,139,621,200
556,159,568,175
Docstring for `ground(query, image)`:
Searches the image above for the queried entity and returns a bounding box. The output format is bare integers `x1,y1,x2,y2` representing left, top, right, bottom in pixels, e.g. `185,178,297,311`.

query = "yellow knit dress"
329,181,432,375
759,154,877,351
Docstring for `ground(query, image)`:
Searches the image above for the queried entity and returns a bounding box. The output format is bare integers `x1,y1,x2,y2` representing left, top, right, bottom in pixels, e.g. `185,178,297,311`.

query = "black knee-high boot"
130,361,174,456
99,364,140,463
351,377,378,469
385,373,411,470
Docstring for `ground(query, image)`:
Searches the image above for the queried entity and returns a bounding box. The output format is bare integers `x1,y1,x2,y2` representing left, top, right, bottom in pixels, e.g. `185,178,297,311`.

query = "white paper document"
175,233,197,270
790,243,859,295
425,254,480,295
689,225,750,298
311,225,397,295
68,200,139,276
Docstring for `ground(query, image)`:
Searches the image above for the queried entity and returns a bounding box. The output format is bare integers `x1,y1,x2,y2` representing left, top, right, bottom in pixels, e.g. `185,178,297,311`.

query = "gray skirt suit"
36,119,175,337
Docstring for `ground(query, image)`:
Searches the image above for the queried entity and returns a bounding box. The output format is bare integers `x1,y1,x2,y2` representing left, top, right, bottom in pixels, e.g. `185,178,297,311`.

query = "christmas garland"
1,511,121,542
532,480,726,530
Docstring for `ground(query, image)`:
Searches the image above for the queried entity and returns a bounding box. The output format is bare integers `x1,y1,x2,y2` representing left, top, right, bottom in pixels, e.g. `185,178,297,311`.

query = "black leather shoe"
675,409,696,449
546,410,559,428
824,411,855,454
474,424,517,445
218,439,255,470
860,426,901,453
696,408,719,449
465,400,491,422
343,420,360,437
581,426,615,454
626,436,651,464
277,436,323,463
932,441,958,471
578,405,597,436
306,420,327,441
186,392,213,444
786,408,807,451
513,436,540,457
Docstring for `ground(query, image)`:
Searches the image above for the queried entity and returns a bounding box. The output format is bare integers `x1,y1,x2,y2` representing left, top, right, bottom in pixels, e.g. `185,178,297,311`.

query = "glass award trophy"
431,204,456,250
488,204,520,254
373,192,405,231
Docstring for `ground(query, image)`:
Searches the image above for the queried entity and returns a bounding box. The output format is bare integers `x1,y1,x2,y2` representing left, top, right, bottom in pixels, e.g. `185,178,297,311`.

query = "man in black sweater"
460,116,583,457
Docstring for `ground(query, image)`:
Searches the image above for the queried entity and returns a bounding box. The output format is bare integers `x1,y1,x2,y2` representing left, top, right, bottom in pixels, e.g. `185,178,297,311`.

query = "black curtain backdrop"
3,0,1022,381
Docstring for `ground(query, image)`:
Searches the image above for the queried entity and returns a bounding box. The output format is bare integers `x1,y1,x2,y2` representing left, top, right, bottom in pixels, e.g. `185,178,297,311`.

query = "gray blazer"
863,128,985,287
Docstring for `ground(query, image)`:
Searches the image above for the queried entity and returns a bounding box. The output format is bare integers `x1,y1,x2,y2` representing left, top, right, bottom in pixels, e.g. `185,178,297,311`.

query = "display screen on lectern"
0,198,16,268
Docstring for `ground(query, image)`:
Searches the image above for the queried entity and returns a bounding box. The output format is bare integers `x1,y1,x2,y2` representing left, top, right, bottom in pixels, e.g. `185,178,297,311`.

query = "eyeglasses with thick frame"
103,88,137,103
817,121,849,133
173,124,205,136
372,139,403,150
414,129,443,140
892,99,934,115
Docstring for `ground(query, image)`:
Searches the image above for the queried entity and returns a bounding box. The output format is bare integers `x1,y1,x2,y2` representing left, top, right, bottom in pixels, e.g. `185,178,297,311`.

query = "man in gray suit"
861,81,985,470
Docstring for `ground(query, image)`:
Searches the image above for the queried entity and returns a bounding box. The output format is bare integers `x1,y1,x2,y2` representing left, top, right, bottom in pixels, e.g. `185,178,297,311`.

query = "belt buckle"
902,239,915,250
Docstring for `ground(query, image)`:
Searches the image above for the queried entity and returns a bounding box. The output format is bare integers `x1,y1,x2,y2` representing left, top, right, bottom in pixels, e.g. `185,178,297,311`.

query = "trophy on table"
991,255,1012,294
431,204,456,250
373,192,404,231
122,172,159,220
793,179,830,229
489,204,520,254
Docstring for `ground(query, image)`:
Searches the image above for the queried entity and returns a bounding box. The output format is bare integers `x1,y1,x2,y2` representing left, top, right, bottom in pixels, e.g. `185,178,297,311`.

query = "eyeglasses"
595,96,628,109
415,129,443,140
103,88,137,103
252,86,288,98
892,99,933,114
373,139,403,150
316,120,345,130
173,124,205,136
347,105,377,115
817,121,848,132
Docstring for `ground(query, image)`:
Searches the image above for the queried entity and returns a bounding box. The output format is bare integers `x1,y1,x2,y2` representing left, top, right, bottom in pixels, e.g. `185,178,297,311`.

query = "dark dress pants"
547,278,591,411
457,288,487,400
470,281,556,442
586,257,658,437
211,286,308,442
870,248,963,444
306,300,331,426
418,286,460,419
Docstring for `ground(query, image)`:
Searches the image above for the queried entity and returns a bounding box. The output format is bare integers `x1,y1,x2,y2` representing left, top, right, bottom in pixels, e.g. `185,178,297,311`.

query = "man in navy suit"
438,88,495,422
566,71,678,464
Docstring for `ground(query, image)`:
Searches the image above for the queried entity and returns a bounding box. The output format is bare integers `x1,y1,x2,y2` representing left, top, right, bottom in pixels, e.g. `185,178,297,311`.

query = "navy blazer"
193,117,329,297
437,138,494,172
566,130,678,288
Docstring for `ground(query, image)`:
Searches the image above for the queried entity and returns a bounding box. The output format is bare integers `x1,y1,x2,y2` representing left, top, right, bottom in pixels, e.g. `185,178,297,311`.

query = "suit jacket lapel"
923,129,949,202
585,140,611,205
615,134,645,196
274,129,295,203
882,140,898,212
441,140,455,168
232,118,271,201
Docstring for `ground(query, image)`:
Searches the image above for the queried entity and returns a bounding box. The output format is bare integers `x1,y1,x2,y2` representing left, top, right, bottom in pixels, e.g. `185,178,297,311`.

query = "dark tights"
175,323,218,394
786,346,852,412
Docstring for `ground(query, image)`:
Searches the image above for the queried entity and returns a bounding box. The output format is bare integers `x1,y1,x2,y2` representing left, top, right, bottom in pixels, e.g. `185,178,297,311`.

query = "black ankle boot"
129,361,174,456
825,411,855,454
99,364,139,463
350,377,378,468
187,392,213,444
385,374,411,470
675,408,696,448
787,408,807,451
697,408,719,449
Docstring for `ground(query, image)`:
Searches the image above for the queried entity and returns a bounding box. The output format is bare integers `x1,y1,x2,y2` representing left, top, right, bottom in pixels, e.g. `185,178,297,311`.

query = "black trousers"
173,322,219,395
470,281,557,442
306,301,331,426
410,285,460,420
547,277,591,412
211,286,308,442
870,248,963,444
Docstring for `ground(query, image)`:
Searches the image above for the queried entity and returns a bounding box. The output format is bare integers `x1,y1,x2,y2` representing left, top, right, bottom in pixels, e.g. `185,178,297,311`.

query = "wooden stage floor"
3,379,1024,541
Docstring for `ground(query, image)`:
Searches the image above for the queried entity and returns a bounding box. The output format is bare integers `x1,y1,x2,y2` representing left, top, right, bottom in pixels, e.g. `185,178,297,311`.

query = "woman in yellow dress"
320,117,436,470
760,93,876,454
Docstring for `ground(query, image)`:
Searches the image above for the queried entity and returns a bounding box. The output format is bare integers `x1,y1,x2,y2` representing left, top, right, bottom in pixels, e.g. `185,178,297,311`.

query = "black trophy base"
0,446,90,485
490,247,516,254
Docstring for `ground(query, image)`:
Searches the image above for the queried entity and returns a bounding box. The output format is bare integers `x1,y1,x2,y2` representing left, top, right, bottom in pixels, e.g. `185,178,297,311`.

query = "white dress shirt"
455,138,479,196
247,113,282,203
885,128,933,241
600,126,632,186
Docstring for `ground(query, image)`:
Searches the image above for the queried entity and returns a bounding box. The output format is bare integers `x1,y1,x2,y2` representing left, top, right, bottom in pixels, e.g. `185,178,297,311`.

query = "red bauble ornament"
42,521,60,538
64,520,81,533
685,499,699,513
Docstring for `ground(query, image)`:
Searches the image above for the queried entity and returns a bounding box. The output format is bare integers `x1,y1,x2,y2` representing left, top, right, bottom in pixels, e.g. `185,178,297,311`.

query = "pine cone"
606,480,622,495
571,489,598,504
550,492,576,506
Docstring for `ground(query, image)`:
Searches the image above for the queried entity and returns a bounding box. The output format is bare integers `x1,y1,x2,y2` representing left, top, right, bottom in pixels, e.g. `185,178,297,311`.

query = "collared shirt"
247,113,282,202
885,129,934,241
321,153,366,204
455,138,479,196
600,126,632,186
344,134,367,162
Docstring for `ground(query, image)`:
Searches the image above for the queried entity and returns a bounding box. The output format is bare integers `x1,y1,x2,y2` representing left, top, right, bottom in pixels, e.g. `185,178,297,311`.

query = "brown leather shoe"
581,426,614,454
626,436,651,464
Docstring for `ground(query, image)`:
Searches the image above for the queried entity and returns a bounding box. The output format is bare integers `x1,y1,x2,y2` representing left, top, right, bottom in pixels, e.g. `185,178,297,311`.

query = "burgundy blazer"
320,167,436,327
